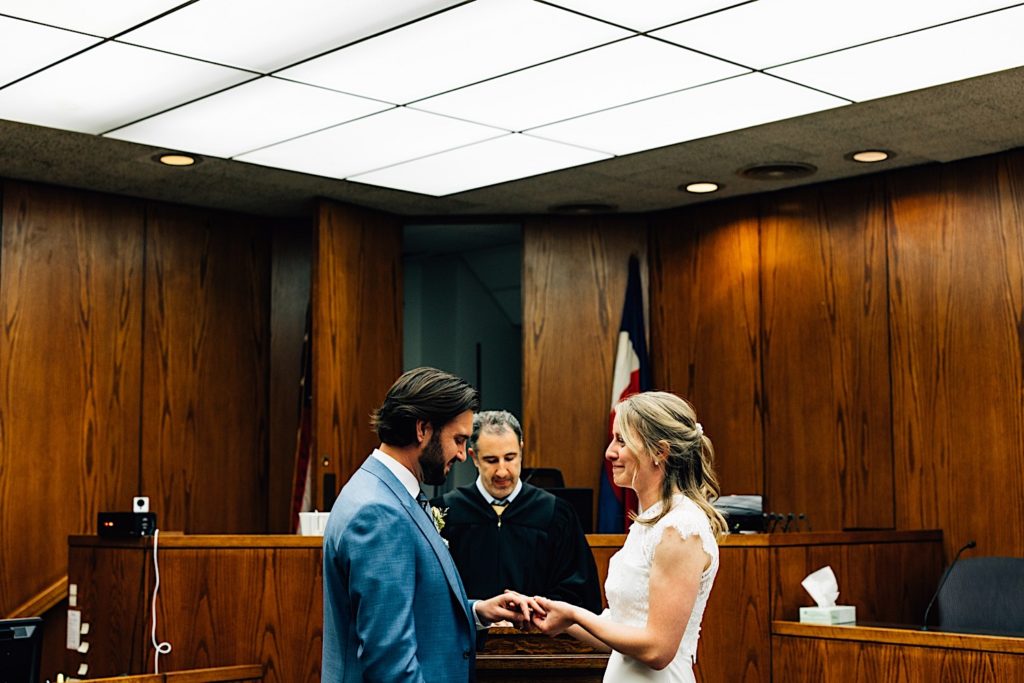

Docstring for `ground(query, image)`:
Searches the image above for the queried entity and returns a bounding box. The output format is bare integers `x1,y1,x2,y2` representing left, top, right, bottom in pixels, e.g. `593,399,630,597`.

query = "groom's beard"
418,431,448,486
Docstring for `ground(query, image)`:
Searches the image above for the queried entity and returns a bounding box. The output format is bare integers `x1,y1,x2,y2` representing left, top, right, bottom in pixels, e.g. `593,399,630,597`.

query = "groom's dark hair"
372,367,480,447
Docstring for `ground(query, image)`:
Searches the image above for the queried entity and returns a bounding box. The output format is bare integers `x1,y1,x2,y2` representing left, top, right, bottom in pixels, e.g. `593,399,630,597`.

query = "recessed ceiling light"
738,162,816,180
847,149,893,163
155,152,199,166
682,181,720,194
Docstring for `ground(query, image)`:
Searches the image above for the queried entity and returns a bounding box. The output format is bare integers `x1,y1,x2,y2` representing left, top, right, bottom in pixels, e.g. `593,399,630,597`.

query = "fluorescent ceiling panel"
0,0,185,37
236,108,504,179
350,134,611,196
769,6,1024,102
119,0,463,72
527,73,847,156
0,16,99,87
278,0,629,104
544,0,744,31
654,0,1021,69
412,36,747,131
0,42,251,134
107,78,391,159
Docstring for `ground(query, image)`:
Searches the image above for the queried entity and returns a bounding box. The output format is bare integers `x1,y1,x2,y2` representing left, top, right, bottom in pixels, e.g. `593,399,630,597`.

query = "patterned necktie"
416,491,432,518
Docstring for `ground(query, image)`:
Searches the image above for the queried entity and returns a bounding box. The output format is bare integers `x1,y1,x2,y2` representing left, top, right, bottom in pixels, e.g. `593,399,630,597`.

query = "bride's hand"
530,596,576,636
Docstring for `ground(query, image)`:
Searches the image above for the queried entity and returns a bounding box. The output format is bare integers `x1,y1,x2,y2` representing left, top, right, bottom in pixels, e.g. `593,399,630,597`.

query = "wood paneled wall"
650,149,1024,558
0,181,277,620
760,179,894,531
888,153,1024,556
521,215,648,491
140,203,271,533
650,199,763,496
312,200,401,495
0,181,143,618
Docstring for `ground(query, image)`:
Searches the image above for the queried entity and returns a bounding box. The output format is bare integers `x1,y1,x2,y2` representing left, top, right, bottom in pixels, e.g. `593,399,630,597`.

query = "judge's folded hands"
529,596,576,636
475,589,546,630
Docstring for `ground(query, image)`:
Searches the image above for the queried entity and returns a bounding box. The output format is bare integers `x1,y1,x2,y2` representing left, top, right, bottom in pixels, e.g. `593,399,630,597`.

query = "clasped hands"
476,590,576,635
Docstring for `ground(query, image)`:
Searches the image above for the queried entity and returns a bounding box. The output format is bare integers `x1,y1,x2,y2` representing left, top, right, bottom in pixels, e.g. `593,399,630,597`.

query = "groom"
322,367,538,682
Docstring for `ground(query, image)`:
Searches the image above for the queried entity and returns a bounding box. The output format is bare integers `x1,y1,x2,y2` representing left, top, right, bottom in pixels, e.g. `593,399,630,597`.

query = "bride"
531,391,726,682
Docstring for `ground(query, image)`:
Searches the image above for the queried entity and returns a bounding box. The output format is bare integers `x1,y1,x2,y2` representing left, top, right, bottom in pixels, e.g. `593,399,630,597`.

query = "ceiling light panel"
277,0,629,104
0,42,251,134
236,107,504,179
527,73,847,156
653,0,1020,69
0,16,99,88
0,0,185,37
769,6,1024,102
349,134,611,196
106,77,391,159
118,0,463,73
411,36,747,131
544,0,745,31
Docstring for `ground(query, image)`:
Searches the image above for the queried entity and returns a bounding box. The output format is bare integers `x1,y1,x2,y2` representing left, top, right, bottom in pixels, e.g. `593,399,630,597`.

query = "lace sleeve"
642,501,717,566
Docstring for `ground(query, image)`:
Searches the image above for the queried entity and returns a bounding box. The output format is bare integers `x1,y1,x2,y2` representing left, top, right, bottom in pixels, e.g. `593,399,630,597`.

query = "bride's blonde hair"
616,391,727,536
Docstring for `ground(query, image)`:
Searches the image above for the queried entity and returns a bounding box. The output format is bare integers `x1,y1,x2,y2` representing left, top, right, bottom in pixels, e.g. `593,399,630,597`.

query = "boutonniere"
431,506,448,533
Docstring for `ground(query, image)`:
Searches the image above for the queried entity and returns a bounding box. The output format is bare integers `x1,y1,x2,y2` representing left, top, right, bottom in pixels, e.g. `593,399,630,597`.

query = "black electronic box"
98,511,156,537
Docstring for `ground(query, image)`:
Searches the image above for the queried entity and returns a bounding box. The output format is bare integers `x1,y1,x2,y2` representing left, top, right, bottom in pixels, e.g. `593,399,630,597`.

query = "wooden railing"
85,665,264,683
5,575,67,618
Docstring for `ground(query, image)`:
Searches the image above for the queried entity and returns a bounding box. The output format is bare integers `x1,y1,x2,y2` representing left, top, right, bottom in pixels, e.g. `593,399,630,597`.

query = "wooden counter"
772,621,1024,681
66,530,942,682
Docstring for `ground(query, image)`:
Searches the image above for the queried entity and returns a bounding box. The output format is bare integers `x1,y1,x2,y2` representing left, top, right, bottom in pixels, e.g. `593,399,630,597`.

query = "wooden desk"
772,621,1024,682
67,530,941,683
66,535,322,683
477,627,607,682
659,530,941,683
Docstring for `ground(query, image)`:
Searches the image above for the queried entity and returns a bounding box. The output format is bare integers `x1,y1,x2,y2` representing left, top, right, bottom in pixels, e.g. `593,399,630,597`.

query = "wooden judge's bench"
64,530,945,682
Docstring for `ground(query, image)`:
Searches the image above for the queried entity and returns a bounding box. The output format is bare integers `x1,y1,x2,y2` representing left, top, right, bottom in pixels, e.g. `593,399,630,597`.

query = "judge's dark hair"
371,367,480,447
470,410,523,453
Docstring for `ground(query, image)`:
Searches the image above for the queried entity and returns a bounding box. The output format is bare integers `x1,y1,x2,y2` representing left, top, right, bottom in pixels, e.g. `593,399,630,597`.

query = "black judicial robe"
433,483,602,614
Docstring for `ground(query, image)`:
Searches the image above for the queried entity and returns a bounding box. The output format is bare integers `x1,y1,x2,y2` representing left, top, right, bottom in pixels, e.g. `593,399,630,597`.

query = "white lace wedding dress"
602,494,720,682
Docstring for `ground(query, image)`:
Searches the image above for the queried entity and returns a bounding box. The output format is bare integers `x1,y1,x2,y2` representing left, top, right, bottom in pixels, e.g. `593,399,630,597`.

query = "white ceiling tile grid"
236,107,506,180
1,0,1024,196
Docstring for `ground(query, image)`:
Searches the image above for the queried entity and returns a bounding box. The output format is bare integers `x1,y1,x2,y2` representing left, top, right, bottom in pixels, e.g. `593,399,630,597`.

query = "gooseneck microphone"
921,540,976,631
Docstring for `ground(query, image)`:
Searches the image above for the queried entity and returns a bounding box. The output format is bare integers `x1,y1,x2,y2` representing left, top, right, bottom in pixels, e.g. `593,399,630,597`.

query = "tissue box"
799,605,856,625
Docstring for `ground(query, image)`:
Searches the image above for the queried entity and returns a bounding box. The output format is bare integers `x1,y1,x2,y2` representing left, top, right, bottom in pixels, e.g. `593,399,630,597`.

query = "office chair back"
521,467,565,489
936,556,1024,636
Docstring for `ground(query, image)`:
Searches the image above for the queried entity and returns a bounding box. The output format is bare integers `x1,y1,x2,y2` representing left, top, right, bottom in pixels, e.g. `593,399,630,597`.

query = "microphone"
921,540,976,631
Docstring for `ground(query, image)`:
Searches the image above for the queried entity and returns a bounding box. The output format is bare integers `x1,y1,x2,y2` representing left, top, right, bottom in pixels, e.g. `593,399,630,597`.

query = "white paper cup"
299,511,329,536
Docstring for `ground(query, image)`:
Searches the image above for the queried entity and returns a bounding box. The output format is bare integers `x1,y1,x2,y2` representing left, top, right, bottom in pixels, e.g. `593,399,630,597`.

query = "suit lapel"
361,457,472,623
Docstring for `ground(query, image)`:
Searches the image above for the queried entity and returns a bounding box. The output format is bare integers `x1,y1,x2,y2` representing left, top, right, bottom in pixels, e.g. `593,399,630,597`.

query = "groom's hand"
476,590,545,629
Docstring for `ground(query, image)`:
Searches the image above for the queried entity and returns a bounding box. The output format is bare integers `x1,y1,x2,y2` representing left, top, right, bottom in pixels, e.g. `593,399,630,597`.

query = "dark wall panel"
268,225,311,533
140,203,271,533
522,215,648,491
650,199,763,496
0,181,143,617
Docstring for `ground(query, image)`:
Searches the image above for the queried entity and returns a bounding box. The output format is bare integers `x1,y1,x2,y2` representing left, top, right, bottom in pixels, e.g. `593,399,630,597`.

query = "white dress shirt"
475,476,523,505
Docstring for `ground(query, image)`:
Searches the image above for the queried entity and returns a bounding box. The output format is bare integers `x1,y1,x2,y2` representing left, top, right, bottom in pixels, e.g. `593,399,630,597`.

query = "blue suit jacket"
322,455,477,682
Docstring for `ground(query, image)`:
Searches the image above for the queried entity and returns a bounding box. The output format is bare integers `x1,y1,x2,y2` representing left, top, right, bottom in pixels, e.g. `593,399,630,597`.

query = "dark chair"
547,487,594,533
521,467,565,489
0,617,42,683
936,556,1024,636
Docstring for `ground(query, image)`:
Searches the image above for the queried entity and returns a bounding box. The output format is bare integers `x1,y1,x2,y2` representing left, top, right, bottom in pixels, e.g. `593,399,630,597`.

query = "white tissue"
801,565,840,608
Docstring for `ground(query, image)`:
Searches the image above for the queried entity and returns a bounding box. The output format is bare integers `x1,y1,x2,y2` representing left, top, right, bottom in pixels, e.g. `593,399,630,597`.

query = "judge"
433,410,602,614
